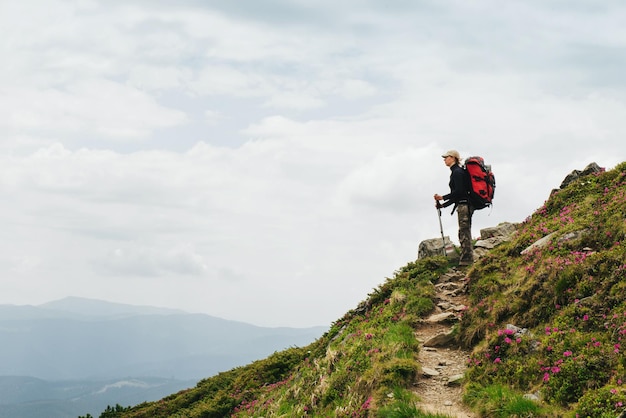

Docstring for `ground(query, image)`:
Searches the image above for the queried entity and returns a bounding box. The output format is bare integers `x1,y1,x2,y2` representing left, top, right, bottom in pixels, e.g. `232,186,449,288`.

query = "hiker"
433,150,474,266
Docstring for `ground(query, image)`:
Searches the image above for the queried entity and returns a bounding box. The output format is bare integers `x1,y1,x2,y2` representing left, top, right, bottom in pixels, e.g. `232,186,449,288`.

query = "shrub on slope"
460,162,626,417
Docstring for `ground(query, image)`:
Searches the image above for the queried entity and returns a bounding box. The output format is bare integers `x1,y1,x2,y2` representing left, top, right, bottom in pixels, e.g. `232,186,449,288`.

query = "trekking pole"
436,205,447,257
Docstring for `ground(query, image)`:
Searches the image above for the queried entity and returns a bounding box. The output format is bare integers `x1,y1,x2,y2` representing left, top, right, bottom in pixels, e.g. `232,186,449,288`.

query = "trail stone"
421,367,440,377
438,271,466,283
446,374,464,386
437,301,453,310
425,312,457,324
424,332,456,348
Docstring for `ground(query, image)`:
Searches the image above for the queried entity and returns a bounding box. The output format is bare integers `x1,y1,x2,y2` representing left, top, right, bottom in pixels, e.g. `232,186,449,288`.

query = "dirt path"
412,269,476,417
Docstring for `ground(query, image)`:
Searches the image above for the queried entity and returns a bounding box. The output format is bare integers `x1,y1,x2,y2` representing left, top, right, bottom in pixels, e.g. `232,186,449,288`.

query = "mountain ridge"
38,296,189,318
94,161,625,418
0,301,326,380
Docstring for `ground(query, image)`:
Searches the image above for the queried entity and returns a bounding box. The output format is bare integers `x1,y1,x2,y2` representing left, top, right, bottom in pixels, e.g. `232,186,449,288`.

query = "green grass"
464,383,542,417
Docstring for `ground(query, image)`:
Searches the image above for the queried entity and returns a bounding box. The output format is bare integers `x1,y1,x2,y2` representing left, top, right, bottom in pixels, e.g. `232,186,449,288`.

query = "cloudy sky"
1,1,624,327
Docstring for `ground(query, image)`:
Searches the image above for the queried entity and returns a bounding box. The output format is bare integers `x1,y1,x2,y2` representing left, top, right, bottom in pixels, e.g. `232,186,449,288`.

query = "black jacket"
441,164,470,208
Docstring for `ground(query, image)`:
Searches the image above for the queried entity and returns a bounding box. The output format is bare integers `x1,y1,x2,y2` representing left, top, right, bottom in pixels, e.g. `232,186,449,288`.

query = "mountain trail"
412,268,476,417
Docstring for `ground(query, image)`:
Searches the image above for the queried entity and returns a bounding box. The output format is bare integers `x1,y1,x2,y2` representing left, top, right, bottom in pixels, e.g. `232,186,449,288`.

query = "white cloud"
96,244,211,277
0,0,625,328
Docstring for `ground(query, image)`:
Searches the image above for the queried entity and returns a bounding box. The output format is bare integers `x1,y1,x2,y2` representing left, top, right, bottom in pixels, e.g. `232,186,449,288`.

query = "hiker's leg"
457,204,473,264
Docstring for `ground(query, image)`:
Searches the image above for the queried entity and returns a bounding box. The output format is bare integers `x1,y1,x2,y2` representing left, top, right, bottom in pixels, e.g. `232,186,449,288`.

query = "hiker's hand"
435,201,442,209
434,194,443,201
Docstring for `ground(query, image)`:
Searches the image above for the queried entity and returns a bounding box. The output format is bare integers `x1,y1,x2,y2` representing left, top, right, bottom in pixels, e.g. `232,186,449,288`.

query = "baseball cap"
441,150,460,160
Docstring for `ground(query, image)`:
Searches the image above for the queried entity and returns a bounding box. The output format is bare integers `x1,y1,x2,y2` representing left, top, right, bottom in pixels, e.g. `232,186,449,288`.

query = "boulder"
479,222,518,240
473,222,518,259
521,229,591,255
418,236,459,262
423,331,457,348
421,367,440,377
556,229,590,245
521,232,557,255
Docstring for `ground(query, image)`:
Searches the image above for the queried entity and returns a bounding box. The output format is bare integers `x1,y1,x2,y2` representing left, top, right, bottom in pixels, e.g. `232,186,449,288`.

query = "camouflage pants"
457,203,474,262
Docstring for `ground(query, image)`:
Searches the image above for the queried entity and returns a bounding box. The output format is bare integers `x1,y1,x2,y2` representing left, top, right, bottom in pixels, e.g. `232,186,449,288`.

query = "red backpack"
464,156,495,210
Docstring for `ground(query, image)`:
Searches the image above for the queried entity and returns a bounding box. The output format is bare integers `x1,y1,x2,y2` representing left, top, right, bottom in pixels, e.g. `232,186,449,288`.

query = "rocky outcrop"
553,162,604,194
418,222,517,262
473,222,518,259
521,228,592,255
479,222,517,240
417,236,459,262
520,232,557,255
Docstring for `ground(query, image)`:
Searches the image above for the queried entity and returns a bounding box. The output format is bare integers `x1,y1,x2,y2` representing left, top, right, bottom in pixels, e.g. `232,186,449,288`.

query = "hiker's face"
443,155,455,167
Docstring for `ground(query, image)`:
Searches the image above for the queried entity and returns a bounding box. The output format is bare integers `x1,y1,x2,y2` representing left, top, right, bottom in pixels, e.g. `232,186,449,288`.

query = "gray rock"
446,374,464,386
472,246,490,260
424,332,457,348
523,391,542,402
556,229,590,245
521,232,557,255
418,237,459,262
437,301,453,310
438,270,466,283
472,222,518,260
421,367,440,377
506,324,528,338
522,229,593,255
480,222,517,240
425,312,457,324
559,162,603,189
474,236,506,250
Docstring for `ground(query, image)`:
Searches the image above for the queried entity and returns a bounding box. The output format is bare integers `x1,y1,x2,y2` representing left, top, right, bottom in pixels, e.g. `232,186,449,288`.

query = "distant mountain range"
0,296,327,418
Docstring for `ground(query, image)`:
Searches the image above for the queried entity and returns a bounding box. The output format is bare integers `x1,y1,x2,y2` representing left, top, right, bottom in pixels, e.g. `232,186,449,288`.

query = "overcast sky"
1,1,624,327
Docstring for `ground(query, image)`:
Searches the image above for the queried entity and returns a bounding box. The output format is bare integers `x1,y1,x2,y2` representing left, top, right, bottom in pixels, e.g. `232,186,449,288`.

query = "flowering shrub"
576,385,626,418
466,326,539,389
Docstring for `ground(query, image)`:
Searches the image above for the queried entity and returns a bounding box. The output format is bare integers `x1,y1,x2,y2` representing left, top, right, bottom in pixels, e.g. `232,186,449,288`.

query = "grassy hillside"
86,162,626,418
